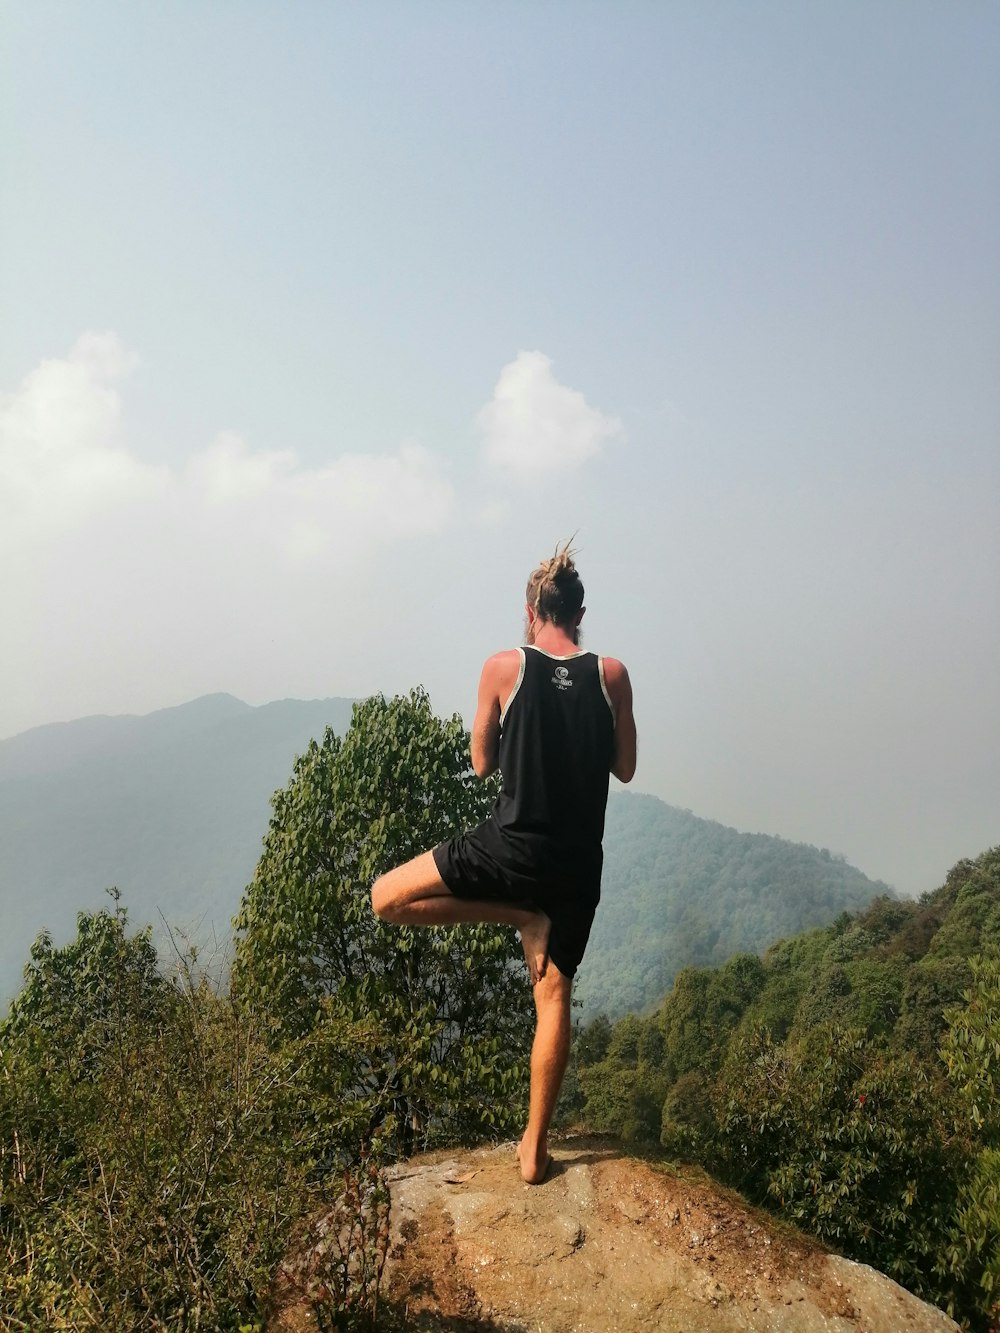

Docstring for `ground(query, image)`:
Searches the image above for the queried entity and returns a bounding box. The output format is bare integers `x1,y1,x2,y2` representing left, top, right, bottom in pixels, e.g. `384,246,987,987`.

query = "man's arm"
470,651,520,778
602,657,637,783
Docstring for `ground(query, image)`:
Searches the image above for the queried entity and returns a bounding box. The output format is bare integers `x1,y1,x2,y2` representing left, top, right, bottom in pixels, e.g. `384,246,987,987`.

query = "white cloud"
186,431,297,505
0,332,161,541
178,434,451,568
477,350,623,482
0,334,454,565
0,334,457,733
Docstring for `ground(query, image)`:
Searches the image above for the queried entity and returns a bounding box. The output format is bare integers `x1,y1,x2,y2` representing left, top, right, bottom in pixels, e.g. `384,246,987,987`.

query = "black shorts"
432,820,600,980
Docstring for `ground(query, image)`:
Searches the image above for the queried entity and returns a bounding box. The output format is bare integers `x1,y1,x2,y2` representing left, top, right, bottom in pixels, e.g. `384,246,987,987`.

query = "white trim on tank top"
501,645,615,726
500,647,526,724
522,645,587,660
597,656,616,724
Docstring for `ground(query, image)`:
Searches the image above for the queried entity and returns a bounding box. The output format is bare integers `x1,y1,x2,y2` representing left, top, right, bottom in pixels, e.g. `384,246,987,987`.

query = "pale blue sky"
2,2,998,895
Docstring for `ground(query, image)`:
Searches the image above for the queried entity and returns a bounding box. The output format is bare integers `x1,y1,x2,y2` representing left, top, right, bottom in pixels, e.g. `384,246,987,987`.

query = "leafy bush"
573,845,1000,1328
942,954,1000,1314
708,1025,968,1306
2,690,542,1328
0,900,392,1330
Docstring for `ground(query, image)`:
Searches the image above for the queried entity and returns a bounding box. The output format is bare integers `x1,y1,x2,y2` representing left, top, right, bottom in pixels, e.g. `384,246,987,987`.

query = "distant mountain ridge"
580,793,894,1018
0,694,355,1005
1,695,892,1014
0,693,253,780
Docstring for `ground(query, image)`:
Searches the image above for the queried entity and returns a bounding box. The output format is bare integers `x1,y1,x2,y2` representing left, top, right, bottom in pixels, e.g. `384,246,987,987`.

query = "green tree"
232,688,535,1154
942,953,1000,1313
574,1013,613,1066
709,1024,965,1306
575,1013,669,1145
1,899,389,1331
3,890,168,1052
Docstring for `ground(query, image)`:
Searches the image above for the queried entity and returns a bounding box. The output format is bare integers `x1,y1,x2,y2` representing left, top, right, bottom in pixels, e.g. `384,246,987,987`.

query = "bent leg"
371,851,459,922
518,962,573,1183
371,851,551,982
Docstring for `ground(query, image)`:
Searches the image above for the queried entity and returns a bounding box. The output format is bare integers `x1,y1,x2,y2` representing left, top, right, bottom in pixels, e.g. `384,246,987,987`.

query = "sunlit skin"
371,601,636,1184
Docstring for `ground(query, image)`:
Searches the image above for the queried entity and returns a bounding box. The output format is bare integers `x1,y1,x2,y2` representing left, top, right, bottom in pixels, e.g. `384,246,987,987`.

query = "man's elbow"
471,747,497,779
611,733,637,783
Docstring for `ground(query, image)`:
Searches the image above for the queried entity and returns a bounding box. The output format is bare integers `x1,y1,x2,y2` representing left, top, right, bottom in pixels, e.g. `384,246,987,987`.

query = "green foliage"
656,968,712,1083
4,889,168,1048
574,1013,612,1065
0,900,393,1331
0,688,547,1330
659,1069,713,1158
2,688,539,1330
232,689,535,1153
734,927,834,1043
793,957,908,1039
941,954,1000,1307
708,1025,966,1301
926,849,1000,960
657,953,766,1086
573,1013,670,1145
576,1057,668,1146
896,956,972,1059
573,844,1000,1328
943,954,1000,1142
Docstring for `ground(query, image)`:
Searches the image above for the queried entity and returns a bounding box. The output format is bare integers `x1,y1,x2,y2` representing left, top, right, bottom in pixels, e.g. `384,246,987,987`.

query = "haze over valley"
3,692,897,1015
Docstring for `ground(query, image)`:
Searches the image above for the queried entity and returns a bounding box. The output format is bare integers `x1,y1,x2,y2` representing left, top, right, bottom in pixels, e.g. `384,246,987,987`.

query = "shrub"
941,954,1000,1317
709,1024,968,1309
0,906,392,1331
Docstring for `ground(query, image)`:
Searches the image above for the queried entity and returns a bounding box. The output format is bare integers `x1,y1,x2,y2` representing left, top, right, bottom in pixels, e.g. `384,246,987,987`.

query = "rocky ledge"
382,1135,959,1332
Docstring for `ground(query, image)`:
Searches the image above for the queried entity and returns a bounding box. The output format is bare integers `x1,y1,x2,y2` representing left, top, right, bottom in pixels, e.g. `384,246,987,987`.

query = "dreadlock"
525,539,584,629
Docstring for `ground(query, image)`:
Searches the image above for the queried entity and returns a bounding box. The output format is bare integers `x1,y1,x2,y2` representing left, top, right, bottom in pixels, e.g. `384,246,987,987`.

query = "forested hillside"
0,692,535,1330
0,694,354,1005
2,688,995,1328
566,845,1000,1326
581,792,893,1018
2,698,893,1014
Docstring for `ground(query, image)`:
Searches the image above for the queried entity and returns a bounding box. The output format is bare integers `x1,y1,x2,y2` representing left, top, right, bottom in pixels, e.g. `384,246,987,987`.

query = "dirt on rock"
378,1134,959,1333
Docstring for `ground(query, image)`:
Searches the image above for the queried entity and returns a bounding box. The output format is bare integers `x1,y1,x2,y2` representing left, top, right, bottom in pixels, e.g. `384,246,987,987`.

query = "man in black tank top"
372,544,637,1184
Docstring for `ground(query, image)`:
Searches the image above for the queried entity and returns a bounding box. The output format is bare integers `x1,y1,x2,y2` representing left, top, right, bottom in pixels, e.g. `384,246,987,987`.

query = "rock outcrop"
381,1135,958,1332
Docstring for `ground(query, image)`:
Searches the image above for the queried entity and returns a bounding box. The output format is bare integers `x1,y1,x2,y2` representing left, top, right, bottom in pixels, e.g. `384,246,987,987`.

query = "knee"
534,967,573,1015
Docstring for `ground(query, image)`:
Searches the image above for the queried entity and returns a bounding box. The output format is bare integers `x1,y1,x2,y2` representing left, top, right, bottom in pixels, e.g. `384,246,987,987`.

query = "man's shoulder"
600,656,632,700
481,646,522,673
600,655,630,680
479,648,523,691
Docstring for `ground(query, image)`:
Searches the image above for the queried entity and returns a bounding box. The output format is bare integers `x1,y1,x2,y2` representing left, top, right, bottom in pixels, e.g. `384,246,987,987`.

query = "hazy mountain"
1,696,892,1016
578,792,894,1019
0,694,354,1005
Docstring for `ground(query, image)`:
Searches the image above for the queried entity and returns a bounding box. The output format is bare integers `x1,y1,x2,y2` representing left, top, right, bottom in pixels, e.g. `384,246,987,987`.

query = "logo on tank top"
551,665,573,690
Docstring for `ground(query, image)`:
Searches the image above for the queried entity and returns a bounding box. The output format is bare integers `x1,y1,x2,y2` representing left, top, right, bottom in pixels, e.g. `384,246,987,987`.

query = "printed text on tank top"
501,646,615,724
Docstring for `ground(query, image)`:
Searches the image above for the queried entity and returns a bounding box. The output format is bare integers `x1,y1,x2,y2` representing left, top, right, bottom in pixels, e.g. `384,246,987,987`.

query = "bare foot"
516,1137,553,1185
518,911,551,985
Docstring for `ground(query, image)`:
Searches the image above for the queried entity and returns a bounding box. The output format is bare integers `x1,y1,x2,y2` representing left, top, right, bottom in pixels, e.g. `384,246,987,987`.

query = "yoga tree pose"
372,543,637,1183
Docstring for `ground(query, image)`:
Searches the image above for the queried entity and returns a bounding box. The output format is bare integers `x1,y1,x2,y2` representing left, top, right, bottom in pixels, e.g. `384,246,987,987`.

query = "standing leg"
517,963,573,1184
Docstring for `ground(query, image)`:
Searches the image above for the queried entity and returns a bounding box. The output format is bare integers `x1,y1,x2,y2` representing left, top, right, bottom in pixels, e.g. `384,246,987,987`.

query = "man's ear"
575,606,586,625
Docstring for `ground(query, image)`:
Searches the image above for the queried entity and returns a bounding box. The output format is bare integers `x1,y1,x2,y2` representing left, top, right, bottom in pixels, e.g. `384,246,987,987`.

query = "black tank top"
493,646,615,861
